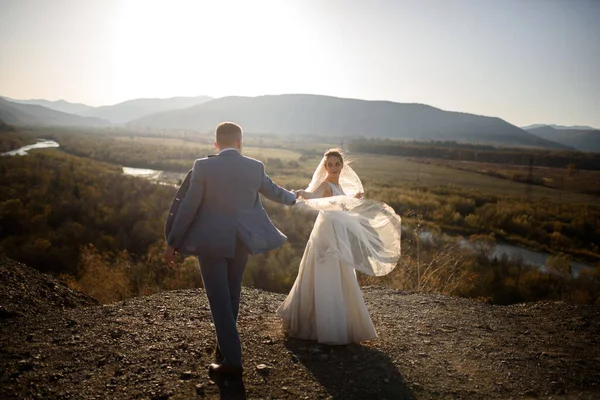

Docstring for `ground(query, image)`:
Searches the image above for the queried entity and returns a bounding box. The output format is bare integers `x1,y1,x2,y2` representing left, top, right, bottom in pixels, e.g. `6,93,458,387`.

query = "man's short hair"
215,122,242,145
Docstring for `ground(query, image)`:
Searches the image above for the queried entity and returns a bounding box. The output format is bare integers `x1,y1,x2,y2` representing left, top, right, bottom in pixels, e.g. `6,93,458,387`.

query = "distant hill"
3,95,213,125
79,96,213,124
522,124,598,131
130,94,568,149
0,97,108,127
0,118,16,132
4,97,95,116
525,125,600,153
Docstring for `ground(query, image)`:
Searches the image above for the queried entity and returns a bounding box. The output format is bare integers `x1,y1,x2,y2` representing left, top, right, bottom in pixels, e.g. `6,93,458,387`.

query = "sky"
0,0,599,128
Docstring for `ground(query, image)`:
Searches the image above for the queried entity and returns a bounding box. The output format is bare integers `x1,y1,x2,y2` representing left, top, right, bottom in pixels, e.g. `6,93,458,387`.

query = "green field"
347,153,599,204
57,132,598,205
115,135,305,162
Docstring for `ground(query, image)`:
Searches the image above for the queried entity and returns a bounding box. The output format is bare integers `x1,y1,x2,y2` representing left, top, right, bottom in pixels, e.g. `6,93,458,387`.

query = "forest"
1,125,599,305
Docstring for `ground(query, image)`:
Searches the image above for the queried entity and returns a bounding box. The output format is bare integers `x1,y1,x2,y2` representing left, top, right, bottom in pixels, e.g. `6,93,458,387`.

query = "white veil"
298,158,402,276
305,158,363,197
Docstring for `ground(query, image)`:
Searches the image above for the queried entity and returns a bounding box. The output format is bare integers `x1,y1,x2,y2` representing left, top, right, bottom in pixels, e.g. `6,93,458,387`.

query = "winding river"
1,139,60,156
4,140,596,276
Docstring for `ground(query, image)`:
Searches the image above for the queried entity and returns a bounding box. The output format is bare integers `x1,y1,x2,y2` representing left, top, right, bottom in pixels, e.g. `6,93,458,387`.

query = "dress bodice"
326,182,345,196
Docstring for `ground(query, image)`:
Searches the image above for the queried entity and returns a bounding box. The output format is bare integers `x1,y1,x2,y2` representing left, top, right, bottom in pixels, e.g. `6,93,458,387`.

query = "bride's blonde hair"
323,148,345,165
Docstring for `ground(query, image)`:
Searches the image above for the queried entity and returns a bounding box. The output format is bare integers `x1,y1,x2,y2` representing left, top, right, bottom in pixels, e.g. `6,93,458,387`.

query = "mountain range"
1,93,598,151
127,94,566,149
523,125,600,153
0,97,108,127
521,124,598,131
4,97,95,116
3,95,213,124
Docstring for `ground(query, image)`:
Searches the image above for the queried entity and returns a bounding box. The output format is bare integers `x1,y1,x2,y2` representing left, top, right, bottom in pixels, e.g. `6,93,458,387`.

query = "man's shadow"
285,337,415,400
208,371,246,400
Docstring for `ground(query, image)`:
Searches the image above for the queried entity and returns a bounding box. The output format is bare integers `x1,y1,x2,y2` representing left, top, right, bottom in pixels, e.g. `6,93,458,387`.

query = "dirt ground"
1,256,599,399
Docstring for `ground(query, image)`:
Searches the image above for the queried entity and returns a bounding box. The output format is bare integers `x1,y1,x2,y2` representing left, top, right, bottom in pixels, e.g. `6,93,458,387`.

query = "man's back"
199,152,264,215
166,150,296,258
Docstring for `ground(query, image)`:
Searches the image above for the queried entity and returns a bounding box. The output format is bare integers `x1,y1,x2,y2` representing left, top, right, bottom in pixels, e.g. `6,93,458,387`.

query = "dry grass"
243,146,302,162
116,135,304,162
419,157,600,194
346,153,599,204
111,134,598,205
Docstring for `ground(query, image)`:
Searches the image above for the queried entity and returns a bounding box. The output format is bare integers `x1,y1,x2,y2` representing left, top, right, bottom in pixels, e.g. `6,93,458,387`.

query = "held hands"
354,192,365,199
295,189,308,199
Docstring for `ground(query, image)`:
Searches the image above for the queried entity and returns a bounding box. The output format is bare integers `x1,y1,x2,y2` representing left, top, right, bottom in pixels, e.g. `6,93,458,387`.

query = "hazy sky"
1,0,599,127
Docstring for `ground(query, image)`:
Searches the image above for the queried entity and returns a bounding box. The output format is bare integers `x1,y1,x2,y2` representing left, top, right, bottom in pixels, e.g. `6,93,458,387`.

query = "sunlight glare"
109,0,326,101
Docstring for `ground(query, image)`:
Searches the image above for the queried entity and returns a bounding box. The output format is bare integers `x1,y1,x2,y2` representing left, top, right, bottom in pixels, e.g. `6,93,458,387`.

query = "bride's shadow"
284,337,415,399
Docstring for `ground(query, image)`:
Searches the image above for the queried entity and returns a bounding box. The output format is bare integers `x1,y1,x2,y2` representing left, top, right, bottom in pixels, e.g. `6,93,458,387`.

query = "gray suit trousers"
198,237,249,367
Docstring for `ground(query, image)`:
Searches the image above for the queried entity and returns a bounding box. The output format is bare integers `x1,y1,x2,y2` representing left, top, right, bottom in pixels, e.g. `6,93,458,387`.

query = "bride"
277,148,402,345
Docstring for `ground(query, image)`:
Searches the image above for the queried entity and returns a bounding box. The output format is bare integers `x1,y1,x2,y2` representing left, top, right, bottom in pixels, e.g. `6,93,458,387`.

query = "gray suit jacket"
165,150,296,258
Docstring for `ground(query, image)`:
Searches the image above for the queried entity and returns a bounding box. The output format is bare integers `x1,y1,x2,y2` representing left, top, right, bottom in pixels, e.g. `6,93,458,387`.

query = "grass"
243,146,302,162
115,135,305,162
417,158,600,195
124,135,598,205
345,153,599,204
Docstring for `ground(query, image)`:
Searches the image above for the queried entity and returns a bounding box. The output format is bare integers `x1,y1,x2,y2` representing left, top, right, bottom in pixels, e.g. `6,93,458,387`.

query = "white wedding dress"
277,182,398,345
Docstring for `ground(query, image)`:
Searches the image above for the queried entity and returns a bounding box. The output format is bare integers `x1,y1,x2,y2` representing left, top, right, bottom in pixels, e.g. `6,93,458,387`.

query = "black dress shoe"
208,363,243,375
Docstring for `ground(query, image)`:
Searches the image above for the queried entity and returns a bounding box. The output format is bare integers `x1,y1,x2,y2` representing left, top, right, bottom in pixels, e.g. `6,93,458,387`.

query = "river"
461,238,591,277
5,140,596,276
1,139,60,156
1,140,178,184
122,166,163,180
408,228,593,277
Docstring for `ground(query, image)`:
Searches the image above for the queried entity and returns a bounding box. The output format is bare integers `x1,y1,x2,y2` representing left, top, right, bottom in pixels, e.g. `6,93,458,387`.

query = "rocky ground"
0,255,98,319
1,256,600,399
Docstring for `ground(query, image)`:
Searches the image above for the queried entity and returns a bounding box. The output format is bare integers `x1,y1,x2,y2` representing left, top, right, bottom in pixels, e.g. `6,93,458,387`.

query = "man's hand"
295,190,308,199
354,192,364,199
164,245,177,266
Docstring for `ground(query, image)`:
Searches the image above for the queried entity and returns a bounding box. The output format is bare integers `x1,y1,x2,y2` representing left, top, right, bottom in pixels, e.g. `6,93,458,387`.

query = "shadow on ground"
208,370,247,400
285,337,415,399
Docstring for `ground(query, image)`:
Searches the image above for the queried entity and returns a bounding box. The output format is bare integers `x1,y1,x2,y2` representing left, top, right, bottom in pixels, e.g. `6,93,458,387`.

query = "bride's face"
325,155,343,176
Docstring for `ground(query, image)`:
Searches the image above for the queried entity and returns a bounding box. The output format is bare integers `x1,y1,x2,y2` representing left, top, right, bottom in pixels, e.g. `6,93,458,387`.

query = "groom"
164,122,297,375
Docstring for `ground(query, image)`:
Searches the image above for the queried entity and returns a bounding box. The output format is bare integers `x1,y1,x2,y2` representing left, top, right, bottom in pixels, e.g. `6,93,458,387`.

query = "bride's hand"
295,190,307,199
354,192,364,199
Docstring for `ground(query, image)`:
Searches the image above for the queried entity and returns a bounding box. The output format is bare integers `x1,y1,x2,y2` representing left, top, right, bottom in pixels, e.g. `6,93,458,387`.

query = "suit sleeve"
259,164,296,206
167,160,205,249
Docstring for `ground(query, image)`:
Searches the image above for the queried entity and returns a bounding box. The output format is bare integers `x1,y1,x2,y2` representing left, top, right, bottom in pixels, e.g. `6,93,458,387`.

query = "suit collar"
218,148,240,155
217,149,242,157
207,148,242,158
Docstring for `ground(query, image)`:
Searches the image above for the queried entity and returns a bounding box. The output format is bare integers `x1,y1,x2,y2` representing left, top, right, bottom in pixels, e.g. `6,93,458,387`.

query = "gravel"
1,256,599,399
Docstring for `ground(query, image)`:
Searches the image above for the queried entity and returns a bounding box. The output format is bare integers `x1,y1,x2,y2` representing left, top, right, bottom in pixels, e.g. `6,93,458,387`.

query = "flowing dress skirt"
277,212,377,345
